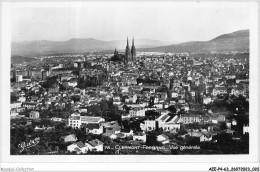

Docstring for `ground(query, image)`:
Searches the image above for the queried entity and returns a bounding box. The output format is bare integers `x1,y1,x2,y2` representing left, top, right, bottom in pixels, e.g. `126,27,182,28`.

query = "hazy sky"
11,2,251,43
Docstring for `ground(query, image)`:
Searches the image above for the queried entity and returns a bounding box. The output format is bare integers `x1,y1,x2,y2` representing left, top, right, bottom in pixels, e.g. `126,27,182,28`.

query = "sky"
11,1,251,43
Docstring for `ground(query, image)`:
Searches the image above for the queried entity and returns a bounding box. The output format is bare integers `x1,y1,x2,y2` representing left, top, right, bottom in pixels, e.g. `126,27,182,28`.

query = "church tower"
106,63,110,82
131,37,136,61
114,48,118,56
125,37,131,63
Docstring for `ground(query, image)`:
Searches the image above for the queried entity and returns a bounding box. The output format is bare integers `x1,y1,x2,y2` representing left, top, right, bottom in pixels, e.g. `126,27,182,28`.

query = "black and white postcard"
1,1,259,171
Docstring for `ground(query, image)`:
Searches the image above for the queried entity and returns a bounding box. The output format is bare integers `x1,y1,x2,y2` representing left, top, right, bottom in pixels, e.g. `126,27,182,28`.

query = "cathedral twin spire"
131,37,136,60
125,37,136,62
126,37,135,48
132,37,135,47
126,37,130,47
113,37,136,64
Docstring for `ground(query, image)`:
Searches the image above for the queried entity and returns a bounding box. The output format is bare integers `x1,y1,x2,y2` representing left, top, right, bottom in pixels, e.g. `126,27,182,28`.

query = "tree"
128,121,142,132
148,97,154,107
71,95,80,102
55,146,59,152
157,85,169,93
122,104,130,112
76,128,86,141
41,76,59,89
88,104,102,116
145,110,159,120
11,78,16,83
40,119,52,126
168,105,177,114
11,94,18,102
136,96,141,104
219,122,227,130
121,120,130,131
100,101,108,113
136,78,144,85
77,77,86,89
146,132,162,146
59,84,67,91
178,124,187,135
26,125,34,135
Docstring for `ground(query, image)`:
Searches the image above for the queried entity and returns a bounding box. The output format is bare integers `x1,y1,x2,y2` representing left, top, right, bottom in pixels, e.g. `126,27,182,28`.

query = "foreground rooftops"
88,139,104,147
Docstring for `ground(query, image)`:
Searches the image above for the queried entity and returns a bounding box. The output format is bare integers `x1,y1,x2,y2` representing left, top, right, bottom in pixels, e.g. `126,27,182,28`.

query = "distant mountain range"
138,30,249,53
11,30,249,56
11,38,171,56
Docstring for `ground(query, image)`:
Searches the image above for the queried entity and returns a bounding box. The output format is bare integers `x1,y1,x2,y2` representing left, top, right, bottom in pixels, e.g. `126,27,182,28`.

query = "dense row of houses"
10,51,249,154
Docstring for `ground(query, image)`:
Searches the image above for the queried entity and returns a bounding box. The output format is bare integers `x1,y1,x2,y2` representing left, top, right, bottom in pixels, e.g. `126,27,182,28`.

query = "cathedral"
113,37,136,64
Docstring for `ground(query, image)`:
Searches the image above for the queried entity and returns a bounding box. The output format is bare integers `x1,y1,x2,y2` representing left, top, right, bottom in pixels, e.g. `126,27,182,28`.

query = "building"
41,70,49,80
133,132,146,142
180,114,202,124
10,102,22,109
140,113,180,132
141,120,156,131
212,87,227,96
85,139,104,152
112,37,136,65
131,37,136,61
243,125,249,134
29,111,40,118
203,96,213,105
121,130,134,137
68,113,105,129
200,133,212,142
48,84,60,93
51,117,62,122
125,37,132,63
61,134,78,143
171,91,178,98
67,78,78,87
129,107,145,118
85,123,103,135
157,114,180,131
157,134,169,144
81,116,105,125
67,141,88,154
16,75,23,82
68,113,81,129
17,97,26,103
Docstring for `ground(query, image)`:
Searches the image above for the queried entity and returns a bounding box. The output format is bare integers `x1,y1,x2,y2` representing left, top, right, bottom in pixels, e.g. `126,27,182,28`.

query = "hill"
138,30,249,53
11,56,36,64
11,30,249,56
11,38,166,56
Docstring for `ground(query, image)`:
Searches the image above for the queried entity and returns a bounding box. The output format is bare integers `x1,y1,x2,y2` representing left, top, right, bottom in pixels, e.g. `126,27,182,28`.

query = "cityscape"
9,4,250,156
10,33,249,155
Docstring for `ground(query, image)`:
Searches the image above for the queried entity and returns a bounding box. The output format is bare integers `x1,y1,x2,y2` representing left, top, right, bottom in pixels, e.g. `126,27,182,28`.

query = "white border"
1,1,259,169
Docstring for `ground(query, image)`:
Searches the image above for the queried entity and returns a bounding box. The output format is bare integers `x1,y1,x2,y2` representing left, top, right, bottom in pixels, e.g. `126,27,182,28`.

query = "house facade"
157,134,169,144
85,139,104,152
68,113,105,129
86,123,103,135
212,87,227,96
67,141,88,154
180,115,202,124
133,132,146,142
68,113,81,129
29,111,40,118
200,133,212,142
129,107,145,118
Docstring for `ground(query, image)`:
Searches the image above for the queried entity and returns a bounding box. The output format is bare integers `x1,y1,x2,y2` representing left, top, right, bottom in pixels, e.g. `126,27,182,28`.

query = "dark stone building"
112,37,136,65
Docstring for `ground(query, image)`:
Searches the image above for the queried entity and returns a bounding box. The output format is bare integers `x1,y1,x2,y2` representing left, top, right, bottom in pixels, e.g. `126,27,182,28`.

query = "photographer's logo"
18,137,40,153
